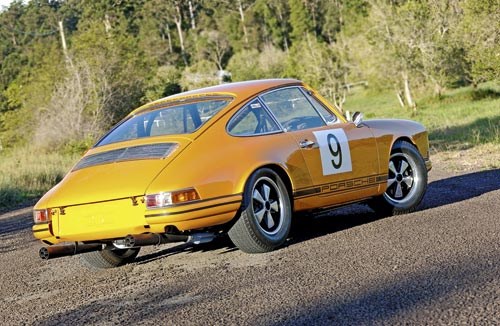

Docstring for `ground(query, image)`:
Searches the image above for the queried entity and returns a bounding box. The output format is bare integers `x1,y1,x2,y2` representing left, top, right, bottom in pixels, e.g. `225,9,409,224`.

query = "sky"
0,0,18,11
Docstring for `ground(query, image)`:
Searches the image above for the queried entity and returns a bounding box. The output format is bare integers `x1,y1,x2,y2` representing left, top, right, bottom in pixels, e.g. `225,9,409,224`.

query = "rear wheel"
369,141,427,216
81,246,140,269
228,168,292,253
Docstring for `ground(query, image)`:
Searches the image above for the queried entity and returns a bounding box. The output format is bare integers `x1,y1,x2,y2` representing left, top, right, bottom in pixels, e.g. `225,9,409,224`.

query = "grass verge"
0,147,79,213
344,82,499,172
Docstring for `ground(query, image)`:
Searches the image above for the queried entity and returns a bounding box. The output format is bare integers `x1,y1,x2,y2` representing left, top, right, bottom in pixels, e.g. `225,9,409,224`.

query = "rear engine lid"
45,139,190,207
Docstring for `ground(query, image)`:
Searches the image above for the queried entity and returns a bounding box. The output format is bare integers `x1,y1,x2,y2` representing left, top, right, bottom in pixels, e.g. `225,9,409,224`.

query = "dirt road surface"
1,165,499,325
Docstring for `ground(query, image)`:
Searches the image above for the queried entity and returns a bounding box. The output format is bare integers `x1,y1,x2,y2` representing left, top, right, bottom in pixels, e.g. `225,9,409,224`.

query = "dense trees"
0,0,498,150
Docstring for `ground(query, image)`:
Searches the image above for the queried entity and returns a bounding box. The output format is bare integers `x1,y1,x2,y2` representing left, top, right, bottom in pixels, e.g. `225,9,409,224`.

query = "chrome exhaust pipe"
117,232,215,249
122,233,189,248
187,233,216,245
39,243,102,260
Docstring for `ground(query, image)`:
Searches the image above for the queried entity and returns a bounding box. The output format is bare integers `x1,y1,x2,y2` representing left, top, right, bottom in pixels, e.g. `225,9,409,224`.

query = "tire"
369,140,427,216
228,168,292,253
81,246,140,269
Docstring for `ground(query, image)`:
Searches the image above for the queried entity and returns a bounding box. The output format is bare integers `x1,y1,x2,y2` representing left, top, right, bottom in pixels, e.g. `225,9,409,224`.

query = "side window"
308,95,337,125
260,87,326,132
227,100,281,136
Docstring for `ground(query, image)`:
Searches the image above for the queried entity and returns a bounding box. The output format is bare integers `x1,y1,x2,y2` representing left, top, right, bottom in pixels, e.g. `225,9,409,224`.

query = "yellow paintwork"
33,79,430,245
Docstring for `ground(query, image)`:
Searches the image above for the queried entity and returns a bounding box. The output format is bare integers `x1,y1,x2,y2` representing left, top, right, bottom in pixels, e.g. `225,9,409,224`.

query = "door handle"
299,139,316,148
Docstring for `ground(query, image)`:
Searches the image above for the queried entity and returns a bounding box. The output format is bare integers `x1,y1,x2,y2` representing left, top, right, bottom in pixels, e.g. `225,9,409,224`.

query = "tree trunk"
333,91,346,112
166,24,173,53
58,21,70,64
402,72,416,112
238,0,249,46
188,1,196,30
174,4,188,65
396,91,405,108
104,14,112,35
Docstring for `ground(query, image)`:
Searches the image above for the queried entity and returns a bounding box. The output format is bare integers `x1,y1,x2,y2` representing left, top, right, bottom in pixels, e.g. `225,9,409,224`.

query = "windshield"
96,98,231,147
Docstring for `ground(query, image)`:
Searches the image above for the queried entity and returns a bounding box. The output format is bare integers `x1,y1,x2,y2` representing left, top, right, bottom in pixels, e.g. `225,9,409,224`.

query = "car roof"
131,79,302,116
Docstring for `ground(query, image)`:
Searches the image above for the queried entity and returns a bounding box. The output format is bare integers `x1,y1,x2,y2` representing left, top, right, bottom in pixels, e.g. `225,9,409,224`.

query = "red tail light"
33,209,51,224
145,188,200,209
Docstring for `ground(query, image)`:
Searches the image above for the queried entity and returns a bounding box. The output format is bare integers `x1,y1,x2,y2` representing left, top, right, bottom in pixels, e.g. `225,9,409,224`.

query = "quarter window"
260,87,326,132
227,100,280,136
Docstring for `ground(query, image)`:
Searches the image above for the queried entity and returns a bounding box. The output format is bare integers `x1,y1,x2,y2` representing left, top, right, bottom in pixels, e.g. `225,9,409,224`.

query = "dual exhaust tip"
39,243,103,260
39,232,215,260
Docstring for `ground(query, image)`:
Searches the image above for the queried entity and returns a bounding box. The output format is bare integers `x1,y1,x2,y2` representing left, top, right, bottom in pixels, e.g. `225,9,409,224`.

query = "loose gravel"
0,166,498,325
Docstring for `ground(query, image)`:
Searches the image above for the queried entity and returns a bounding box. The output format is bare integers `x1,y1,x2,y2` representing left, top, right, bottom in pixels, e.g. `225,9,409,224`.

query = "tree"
288,0,314,43
459,0,500,84
34,59,110,150
254,0,290,50
198,30,231,71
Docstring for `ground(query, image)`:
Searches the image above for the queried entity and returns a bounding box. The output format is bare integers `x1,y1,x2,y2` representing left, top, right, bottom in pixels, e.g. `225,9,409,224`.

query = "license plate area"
57,198,146,240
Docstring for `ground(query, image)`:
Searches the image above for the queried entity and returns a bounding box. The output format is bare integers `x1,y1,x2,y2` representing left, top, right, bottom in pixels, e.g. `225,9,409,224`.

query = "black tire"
81,246,140,269
369,140,427,216
228,168,292,253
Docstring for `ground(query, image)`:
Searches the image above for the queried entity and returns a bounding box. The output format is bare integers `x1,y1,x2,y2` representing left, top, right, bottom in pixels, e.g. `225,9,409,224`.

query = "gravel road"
1,165,499,325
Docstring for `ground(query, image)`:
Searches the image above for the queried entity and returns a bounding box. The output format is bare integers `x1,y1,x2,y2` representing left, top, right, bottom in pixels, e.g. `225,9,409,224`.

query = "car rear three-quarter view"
32,79,431,268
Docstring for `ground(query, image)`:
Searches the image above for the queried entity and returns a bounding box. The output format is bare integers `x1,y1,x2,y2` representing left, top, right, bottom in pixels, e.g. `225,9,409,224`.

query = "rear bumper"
33,194,242,244
144,194,242,232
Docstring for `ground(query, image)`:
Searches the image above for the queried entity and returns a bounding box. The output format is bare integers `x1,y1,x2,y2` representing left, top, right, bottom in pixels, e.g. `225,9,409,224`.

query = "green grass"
0,147,79,212
343,83,500,151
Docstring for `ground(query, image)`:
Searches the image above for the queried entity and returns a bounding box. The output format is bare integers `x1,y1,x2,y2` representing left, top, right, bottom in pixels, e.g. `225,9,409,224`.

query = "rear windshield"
96,98,231,147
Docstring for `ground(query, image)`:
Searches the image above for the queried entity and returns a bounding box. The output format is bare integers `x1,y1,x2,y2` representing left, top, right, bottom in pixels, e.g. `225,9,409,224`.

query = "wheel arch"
240,163,294,212
391,136,416,149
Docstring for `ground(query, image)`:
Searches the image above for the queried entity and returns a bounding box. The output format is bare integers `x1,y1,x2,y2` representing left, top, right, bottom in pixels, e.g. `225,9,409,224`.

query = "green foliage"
228,45,287,81
459,0,500,84
0,0,498,153
144,65,182,101
180,59,219,90
288,0,313,42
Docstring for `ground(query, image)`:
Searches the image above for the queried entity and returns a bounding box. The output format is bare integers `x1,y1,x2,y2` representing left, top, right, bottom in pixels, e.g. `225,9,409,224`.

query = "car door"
260,87,383,209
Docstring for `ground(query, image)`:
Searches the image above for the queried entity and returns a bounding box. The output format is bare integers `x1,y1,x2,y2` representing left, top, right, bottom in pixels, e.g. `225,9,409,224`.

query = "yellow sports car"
33,79,431,268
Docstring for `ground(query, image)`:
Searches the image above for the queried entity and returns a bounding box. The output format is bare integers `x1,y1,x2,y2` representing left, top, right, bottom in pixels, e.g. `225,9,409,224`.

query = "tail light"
145,188,200,209
33,209,52,224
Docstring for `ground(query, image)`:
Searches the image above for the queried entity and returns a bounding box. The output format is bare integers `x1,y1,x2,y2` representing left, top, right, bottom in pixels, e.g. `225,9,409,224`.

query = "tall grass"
0,147,79,212
343,83,500,151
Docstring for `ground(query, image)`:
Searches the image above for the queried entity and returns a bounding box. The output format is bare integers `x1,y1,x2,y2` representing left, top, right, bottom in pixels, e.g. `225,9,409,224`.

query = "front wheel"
369,141,427,216
81,246,140,269
228,168,292,253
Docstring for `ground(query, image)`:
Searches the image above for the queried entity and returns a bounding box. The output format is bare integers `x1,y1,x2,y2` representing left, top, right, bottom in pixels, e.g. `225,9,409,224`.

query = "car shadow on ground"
135,168,500,263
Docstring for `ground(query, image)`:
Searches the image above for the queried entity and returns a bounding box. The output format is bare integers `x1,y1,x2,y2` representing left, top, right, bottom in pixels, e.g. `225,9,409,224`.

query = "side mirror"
352,111,363,127
346,111,364,126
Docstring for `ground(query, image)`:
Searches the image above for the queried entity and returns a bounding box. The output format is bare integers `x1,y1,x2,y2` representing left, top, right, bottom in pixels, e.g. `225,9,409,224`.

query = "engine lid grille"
73,143,177,171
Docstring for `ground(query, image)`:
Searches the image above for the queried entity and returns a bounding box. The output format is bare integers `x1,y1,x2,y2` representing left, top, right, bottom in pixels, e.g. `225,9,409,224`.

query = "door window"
260,87,326,132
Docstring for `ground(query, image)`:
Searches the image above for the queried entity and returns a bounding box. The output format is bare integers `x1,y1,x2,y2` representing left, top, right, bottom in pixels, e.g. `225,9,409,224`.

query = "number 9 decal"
327,133,342,169
313,129,352,175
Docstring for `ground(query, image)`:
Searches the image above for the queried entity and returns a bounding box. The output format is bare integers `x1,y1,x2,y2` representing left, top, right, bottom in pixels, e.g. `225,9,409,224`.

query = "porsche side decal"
294,174,387,199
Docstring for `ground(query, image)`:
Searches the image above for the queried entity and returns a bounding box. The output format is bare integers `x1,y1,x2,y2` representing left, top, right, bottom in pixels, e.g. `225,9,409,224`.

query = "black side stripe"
145,200,242,218
294,187,321,197
33,228,49,233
